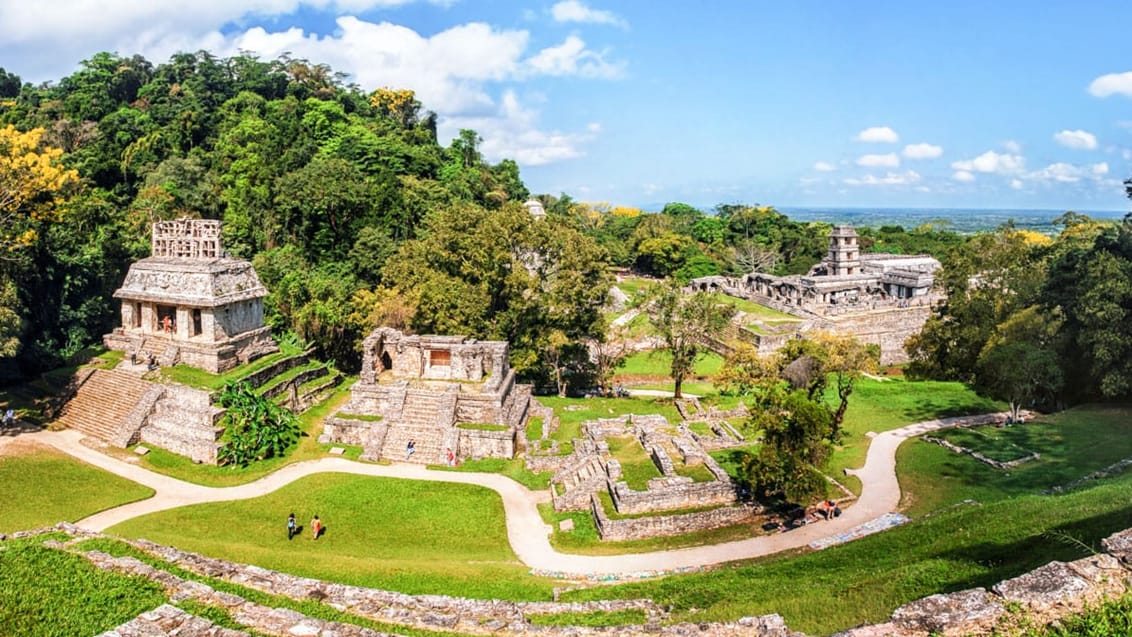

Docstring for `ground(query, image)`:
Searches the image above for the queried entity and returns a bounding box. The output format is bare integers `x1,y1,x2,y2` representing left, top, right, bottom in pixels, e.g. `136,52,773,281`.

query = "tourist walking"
287,512,296,540
406,440,415,460
311,515,322,540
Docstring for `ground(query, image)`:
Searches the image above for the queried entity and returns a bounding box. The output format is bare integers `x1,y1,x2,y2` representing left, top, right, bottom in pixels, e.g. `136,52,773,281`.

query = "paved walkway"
5,412,1004,577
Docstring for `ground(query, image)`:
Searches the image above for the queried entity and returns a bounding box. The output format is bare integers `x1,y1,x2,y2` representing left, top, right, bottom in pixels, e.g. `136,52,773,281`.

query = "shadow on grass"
932,503,1132,595
900,397,999,421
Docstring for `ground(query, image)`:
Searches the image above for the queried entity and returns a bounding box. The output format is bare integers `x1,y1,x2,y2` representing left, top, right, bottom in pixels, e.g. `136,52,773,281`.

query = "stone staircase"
55,370,153,443
398,390,445,427
377,423,453,465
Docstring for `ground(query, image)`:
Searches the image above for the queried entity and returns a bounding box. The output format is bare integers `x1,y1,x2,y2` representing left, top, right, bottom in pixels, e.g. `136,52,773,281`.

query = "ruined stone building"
321,328,533,465
689,225,942,363
103,219,278,373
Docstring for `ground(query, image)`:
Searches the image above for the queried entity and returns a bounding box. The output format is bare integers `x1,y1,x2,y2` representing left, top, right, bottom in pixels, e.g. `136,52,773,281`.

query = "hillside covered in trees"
4,50,1130,408
0,51,608,384
0,51,967,390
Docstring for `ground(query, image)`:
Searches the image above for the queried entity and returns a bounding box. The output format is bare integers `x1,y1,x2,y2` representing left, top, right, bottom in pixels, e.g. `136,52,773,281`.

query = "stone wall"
454,392,505,425
609,476,738,515
818,305,931,365
320,416,384,447
592,495,760,541
139,384,224,464
458,428,515,460
212,298,265,338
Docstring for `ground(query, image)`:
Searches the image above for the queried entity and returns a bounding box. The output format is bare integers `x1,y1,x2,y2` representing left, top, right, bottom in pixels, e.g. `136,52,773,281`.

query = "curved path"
4,412,1002,577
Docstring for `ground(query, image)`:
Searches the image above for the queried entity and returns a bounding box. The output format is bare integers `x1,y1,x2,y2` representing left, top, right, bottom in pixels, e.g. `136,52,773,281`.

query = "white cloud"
1053,129,1098,150
1010,179,1024,190
843,170,920,186
550,1,627,27
442,90,597,165
1028,162,1084,183
902,143,943,159
1002,140,1022,153
951,151,1025,175
524,34,624,79
0,4,628,168
813,161,837,172
1089,71,1132,98
856,153,900,168
1092,162,1109,176
952,170,976,182
854,126,899,143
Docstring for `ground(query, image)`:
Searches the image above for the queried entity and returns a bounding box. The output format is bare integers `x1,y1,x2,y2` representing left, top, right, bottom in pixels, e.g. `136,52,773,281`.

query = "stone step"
55,369,153,443
378,425,451,465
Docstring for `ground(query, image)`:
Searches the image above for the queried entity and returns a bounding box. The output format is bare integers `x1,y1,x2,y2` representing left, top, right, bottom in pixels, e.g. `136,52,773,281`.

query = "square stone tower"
103,219,278,373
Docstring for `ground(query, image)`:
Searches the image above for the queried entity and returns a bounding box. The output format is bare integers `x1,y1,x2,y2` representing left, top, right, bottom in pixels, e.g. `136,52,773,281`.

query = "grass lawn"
614,277,659,302
606,436,661,490
723,297,801,321
931,426,1037,463
132,382,354,487
560,469,1132,635
0,541,166,636
897,405,1132,518
538,396,682,455
824,376,1004,495
434,456,552,490
0,442,154,533
617,351,723,379
107,472,558,601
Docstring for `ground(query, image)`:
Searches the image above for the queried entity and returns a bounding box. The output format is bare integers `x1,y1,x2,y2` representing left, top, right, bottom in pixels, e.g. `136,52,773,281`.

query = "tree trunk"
674,375,683,399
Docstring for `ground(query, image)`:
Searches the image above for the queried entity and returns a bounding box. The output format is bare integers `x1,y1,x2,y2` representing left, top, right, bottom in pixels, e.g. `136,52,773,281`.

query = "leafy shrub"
216,381,301,467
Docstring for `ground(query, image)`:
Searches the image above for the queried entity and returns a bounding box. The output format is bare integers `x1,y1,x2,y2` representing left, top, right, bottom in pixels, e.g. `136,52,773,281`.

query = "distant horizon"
633,202,1129,216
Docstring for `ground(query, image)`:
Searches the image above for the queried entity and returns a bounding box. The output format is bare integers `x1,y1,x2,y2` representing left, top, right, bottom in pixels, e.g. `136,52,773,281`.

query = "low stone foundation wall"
609,477,738,515
922,435,1039,470
458,427,515,459
321,416,382,447
592,495,759,542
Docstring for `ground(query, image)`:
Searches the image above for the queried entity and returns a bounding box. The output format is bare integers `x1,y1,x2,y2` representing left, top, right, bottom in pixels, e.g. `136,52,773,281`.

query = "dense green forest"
2,50,1130,405
0,51,962,388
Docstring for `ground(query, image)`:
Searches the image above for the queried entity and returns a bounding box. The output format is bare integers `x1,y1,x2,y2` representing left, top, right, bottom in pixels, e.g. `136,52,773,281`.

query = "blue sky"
2,1,1132,211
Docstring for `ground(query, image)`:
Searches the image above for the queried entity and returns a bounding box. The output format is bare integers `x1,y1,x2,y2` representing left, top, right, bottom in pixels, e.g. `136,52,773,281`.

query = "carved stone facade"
321,327,532,464
689,225,942,364
104,219,277,373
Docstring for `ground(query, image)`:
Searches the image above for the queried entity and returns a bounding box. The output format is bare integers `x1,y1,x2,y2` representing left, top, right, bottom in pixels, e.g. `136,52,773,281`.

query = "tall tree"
646,281,735,398
0,126,78,255
744,389,833,503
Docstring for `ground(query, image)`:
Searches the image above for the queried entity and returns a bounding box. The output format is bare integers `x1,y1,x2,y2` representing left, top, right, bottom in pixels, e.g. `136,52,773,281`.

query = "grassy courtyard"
107,472,558,600
0,442,154,533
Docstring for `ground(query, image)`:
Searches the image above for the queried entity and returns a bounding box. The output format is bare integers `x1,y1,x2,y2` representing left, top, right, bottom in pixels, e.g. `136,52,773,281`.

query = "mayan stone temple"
320,327,533,465
103,218,278,373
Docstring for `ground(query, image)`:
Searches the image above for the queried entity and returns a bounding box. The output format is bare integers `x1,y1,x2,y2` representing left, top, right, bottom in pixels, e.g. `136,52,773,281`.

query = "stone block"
1102,527,1132,560
891,587,1004,635
559,519,575,532
329,447,346,455
992,561,1092,610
